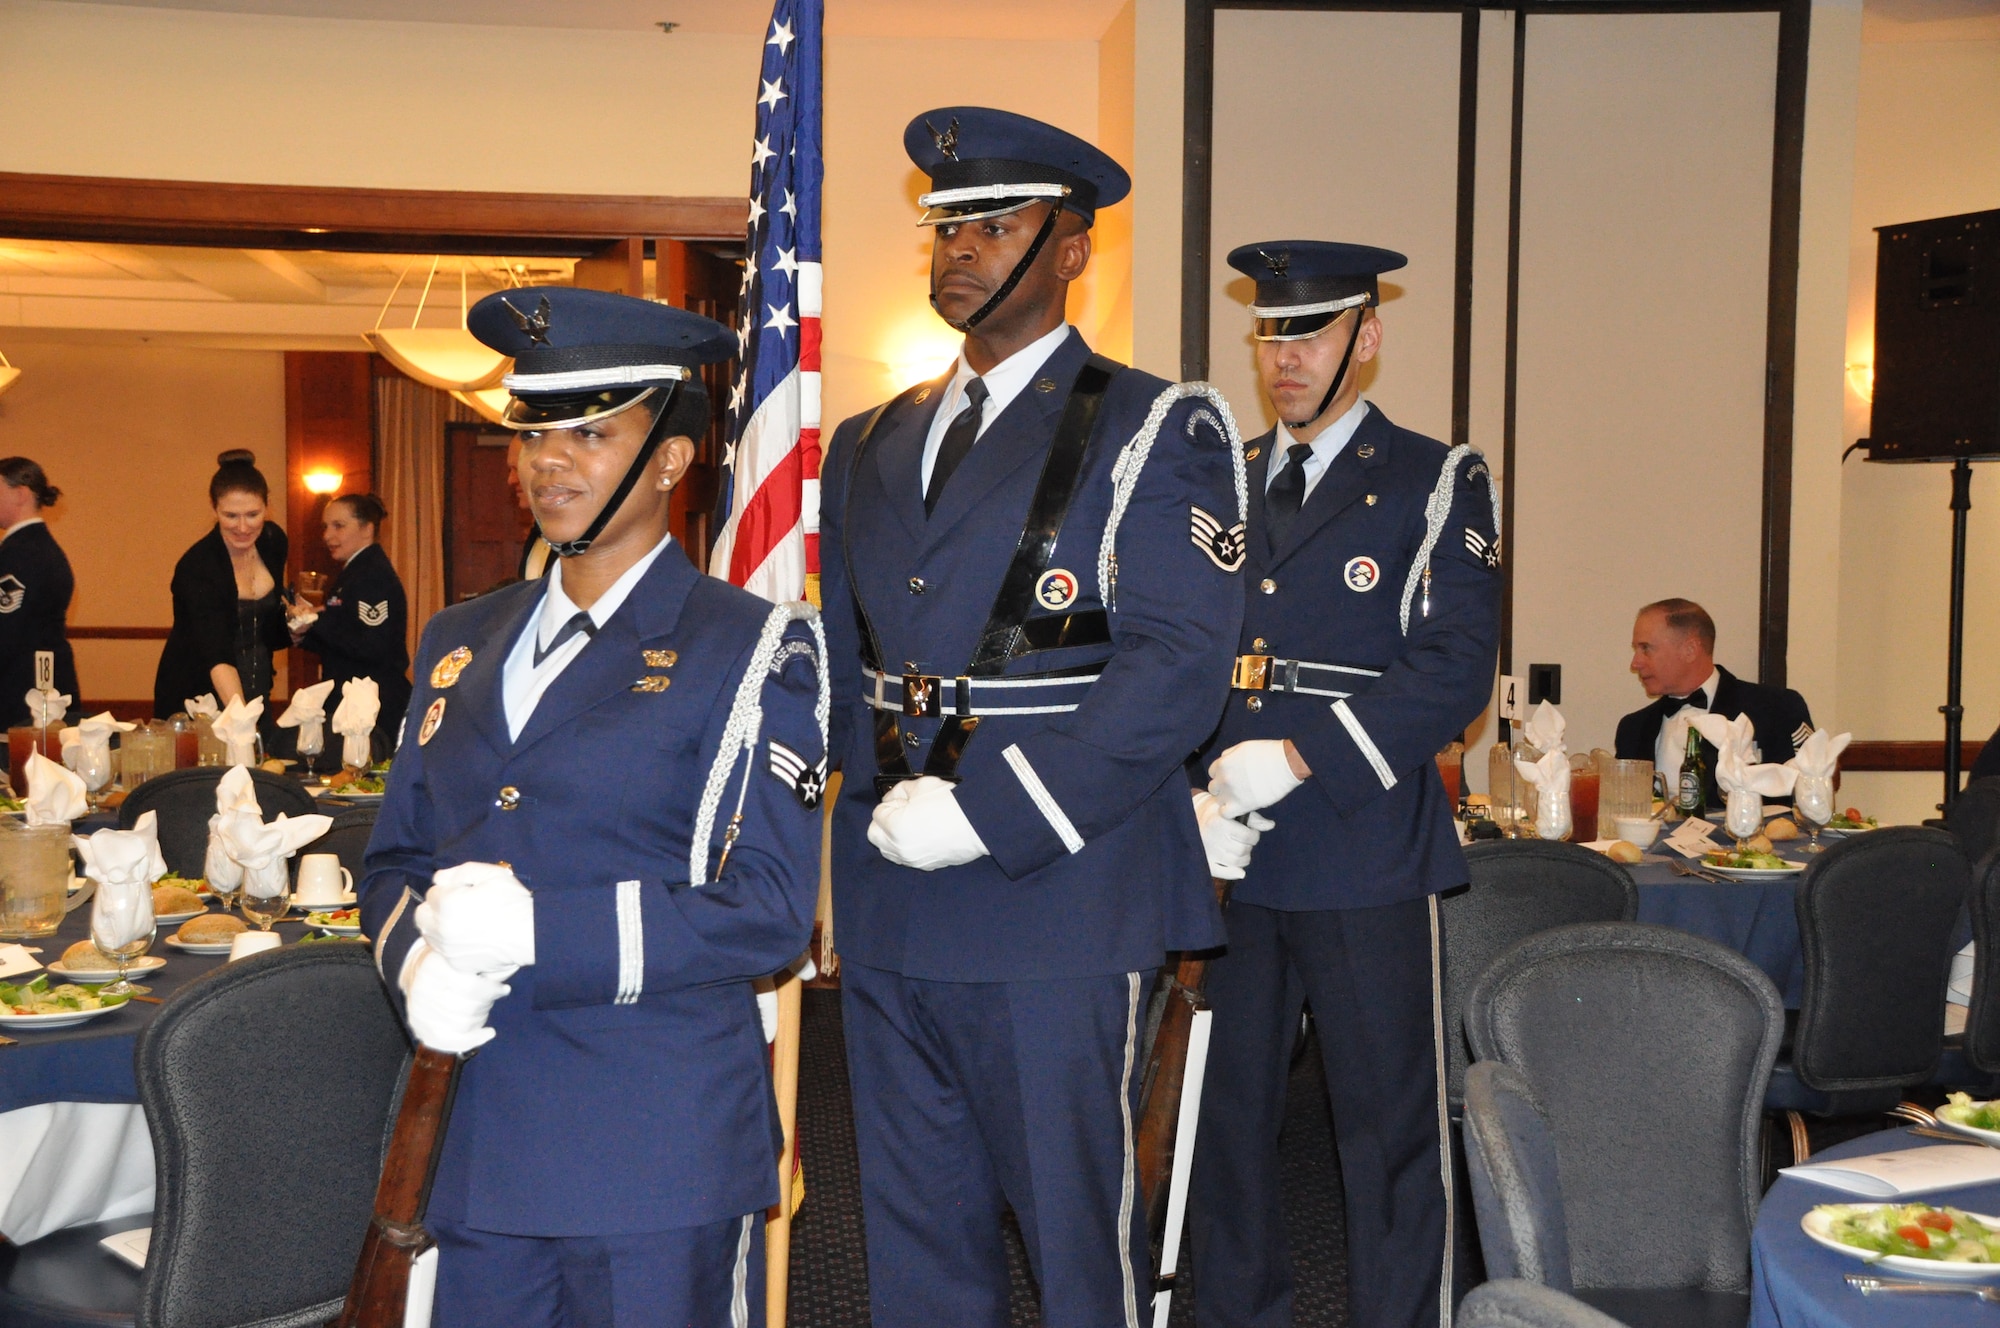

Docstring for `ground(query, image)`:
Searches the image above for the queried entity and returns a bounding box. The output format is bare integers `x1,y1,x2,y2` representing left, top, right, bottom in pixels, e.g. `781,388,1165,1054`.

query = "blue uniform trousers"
842,962,1156,1328
1191,897,1450,1328
431,1212,764,1328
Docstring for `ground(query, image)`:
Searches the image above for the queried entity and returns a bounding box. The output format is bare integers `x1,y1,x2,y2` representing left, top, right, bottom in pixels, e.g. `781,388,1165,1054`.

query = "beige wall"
0,332,287,704
1835,31,2000,823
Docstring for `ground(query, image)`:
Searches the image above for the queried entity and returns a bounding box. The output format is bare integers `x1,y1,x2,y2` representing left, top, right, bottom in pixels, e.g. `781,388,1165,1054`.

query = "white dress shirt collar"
920,323,1075,493
501,530,675,741
1266,398,1370,501
1654,667,1725,777
1,516,45,541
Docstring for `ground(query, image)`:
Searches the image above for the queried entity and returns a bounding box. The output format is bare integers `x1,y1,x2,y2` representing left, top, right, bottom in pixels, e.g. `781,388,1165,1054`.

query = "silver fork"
1847,1273,2000,1302
1890,1102,1942,1128
1669,859,1730,885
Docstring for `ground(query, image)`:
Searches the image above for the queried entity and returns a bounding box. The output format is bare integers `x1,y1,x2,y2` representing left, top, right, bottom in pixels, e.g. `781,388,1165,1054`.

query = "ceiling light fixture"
656,20,680,32
364,257,511,392
451,386,512,425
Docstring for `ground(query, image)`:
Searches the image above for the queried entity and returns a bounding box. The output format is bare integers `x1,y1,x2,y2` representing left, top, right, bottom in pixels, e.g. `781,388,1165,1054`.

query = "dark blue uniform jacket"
819,330,1243,982
301,542,412,744
360,542,826,1236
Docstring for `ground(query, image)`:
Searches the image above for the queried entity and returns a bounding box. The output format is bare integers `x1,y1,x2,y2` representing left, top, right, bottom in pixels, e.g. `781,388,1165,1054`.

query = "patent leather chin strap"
1283,309,1366,432
537,384,680,558
930,201,1065,333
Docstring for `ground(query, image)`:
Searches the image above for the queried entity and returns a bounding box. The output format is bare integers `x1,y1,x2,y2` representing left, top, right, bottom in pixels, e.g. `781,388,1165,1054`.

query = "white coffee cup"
296,854,354,906
228,929,282,961
1614,816,1662,849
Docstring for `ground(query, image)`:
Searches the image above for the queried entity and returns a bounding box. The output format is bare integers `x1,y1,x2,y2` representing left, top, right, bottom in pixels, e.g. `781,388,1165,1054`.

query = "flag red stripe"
800,316,822,372
728,442,806,586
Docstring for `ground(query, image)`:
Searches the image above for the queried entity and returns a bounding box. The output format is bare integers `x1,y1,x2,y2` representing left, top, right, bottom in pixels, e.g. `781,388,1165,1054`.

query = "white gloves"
1208,739,1305,819
1192,789,1275,881
399,940,512,1054
868,776,990,871
416,862,536,976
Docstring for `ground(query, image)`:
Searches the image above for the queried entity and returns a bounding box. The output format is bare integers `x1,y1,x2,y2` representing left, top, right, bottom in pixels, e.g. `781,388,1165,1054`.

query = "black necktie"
533,610,596,666
924,378,990,516
1264,443,1314,547
1671,689,1708,711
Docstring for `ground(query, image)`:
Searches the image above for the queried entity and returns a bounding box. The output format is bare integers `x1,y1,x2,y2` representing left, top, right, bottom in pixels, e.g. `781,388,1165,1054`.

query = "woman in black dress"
296,493,411,749
153,450,291,719
0,457,80,727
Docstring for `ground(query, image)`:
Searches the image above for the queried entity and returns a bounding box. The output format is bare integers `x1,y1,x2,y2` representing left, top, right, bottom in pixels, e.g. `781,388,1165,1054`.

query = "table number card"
33,651,53,693
1665,818,1722,858
0,944,42,980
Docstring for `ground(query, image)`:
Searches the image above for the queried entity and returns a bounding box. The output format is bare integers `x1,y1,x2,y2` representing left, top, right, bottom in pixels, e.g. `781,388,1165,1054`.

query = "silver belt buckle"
902,673,942,718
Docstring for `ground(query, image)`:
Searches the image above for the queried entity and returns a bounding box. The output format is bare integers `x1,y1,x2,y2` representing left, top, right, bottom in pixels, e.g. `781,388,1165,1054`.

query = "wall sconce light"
0,348,19,399
304,470,345,495
1845,360,1874,403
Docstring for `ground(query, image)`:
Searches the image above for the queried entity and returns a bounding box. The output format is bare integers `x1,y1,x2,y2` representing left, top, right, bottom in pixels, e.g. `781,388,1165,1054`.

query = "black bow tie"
1669,688,1707,711
533,610,597,666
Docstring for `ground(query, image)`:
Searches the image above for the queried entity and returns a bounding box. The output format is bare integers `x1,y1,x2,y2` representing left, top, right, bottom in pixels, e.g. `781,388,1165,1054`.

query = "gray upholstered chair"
1766,827,1968,1119
137,942,408,1327
1462,1061,1572,1290
1465,922,1783,1328
1958,848,2000,1077
1458,1279,1634,1328
1441,841,1638,1111
117,769,320,880
1946,778,2000,869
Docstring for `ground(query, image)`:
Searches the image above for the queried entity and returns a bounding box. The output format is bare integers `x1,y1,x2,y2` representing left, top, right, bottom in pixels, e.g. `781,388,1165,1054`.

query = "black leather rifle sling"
843,355,1121,795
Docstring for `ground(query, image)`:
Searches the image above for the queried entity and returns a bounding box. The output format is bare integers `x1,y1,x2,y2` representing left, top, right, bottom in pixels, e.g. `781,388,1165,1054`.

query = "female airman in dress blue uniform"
358,288,828,1328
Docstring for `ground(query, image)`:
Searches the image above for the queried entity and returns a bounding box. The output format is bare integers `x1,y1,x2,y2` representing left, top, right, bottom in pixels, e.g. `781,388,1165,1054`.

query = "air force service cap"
1227,241,1408,342
468,286,735,431
905,106,1131,228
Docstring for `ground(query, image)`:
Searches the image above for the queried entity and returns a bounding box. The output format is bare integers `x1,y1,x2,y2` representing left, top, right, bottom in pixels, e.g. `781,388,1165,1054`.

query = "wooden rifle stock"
1136,877,1230,1240
339,1045,463,1328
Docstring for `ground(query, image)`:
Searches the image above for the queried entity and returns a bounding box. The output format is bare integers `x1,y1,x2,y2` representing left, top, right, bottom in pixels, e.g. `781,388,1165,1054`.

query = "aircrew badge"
417,697,446,746
1190,505,1247,572
644,649,678,669
632,676,673,693
769,738,829,809
430,647,472,689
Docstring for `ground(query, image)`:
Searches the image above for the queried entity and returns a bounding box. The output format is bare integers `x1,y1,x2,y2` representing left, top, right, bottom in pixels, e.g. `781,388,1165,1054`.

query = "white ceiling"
59,0,1135,41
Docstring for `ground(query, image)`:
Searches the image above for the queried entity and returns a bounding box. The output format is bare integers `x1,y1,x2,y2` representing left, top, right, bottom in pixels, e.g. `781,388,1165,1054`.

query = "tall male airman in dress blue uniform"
1188,243,1502,1328
817,107,1246,1328
359,288,829,1328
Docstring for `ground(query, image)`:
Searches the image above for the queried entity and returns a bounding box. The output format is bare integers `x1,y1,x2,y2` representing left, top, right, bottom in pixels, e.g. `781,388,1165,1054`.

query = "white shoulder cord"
688,601,830,887
1096,383,1248,609
1397,445,1502,636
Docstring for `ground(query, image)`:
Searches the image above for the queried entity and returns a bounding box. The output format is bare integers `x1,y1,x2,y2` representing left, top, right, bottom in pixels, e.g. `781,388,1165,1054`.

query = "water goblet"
1724,787,1763,851
90,878,156,996
1796,774,1835,853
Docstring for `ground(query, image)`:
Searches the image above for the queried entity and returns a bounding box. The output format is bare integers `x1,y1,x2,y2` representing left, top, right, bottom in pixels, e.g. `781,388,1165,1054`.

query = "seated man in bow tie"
1615,597,1815,806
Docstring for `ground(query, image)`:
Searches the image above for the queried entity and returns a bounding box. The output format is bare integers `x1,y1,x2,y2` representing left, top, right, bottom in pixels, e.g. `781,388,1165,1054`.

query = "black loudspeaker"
1864,208,2000,463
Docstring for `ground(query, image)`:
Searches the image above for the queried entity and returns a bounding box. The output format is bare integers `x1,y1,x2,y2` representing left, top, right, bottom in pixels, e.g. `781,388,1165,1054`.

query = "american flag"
709,0,823,604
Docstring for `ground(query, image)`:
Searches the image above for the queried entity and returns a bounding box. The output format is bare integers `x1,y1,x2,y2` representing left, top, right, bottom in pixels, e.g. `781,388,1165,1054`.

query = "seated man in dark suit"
1615,597,1814,806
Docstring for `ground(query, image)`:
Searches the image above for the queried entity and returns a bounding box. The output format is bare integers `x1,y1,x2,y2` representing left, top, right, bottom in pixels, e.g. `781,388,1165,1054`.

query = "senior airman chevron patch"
769,738,828,809
1464,527,1500,569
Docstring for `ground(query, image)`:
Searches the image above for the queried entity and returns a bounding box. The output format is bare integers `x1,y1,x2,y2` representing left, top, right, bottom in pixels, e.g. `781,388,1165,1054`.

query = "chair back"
1948,778,2000,868
1466,922,1782,1294
1792,826,1968,1091
1967,849,2000,1075
1440,842,1638,1107
301,809,377,886
1456,1280,1629,1328
118,769,320,879
1462,1060,1575,1290
135,943,409,1328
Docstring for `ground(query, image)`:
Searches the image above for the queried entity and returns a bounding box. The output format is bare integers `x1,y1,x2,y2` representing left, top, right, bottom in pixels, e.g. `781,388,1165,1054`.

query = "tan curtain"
374,377,476,660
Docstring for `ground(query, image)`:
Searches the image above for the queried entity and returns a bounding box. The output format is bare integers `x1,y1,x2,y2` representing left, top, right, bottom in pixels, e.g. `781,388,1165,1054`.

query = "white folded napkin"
1522,700,1567,755
23,751,88,826
1712,711,1797,799
1787,728,1852,780
23,689,69,729
74,811,169,950
57,713,135,786
212,696,263,768
203,766,263,891
1513,747,1574,841
276,679,338,758
218,808,334,899
332,678,381,769
288,608,320,633
183,694,220,720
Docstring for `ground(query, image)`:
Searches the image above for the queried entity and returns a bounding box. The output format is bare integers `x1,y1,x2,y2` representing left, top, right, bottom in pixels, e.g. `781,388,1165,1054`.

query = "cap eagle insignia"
1258,249,1290,279
502,294,554,346
927,117,962,161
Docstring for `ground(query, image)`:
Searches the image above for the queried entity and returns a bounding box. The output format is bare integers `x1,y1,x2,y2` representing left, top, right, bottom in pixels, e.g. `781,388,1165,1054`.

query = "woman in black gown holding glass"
153,450,291,719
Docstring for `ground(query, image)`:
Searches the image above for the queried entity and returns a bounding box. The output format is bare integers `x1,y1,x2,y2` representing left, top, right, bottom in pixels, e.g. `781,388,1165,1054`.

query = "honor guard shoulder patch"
768,738,828,809
1034,568,1079,611
1464,527,1501,568
417,697,446,746
357,600,390,627
1191,506,1247,572
1343,556,1381,592
768,639,820,675
430,647,472,689
0,575,22,614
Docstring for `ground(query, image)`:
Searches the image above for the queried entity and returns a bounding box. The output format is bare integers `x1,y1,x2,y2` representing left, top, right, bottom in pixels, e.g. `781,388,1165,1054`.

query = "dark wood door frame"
1182,0,1811,686
0,171,747,254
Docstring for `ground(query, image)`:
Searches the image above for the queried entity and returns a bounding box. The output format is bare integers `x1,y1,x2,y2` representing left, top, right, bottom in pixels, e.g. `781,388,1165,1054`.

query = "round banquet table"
1626,845,1812,1007
1752,1128,2000,1328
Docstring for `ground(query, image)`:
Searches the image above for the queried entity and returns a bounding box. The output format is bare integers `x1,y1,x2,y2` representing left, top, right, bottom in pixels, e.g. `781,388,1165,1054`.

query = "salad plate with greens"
0,976,132,1029
1822,808,1880,839
1700,848,1805,880
1936,1093,2000,1148
1804,1202,2000,1278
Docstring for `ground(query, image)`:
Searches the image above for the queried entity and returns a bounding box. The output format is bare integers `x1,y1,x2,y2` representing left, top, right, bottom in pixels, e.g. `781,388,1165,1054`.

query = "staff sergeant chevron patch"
1192,505,1247,572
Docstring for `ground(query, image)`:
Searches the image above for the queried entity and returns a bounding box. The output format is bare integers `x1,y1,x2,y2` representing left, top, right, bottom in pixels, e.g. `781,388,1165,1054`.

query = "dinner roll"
153,884,204,915
1748,832,1774,854
1605,840,1643,864
1766,817,1799,841
178,914,247,944
60,940,121,970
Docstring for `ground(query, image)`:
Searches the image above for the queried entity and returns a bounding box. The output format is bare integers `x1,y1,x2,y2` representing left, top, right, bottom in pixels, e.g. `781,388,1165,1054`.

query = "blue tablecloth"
1752,1129,2000,1328
1630,854,1809,1006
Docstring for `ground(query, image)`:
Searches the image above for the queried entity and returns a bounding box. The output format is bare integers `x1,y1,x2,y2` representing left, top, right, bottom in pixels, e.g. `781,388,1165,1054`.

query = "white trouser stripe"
1003,743,1086,854
614,880,644,1005
1332,699,1399,790
731,1212,753,1328
1429,894,1455,1328
1119,970,1142,1328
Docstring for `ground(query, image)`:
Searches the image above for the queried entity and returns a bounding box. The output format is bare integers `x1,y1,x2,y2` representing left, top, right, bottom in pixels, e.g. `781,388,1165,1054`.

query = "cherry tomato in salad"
1897,1224,1931,1248
1919,1211,1955,1232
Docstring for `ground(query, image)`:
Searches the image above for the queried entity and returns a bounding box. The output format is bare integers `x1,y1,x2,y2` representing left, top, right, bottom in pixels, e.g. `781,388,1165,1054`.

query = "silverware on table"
1906,1125,1973,1144
1890,1101,1943,1129
1668,859,1731,885
1847,1272,2000,1302
0,1034,16,1047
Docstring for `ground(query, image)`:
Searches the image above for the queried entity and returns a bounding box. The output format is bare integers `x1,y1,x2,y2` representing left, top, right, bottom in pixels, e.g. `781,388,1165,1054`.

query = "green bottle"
1676,723,1708,821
